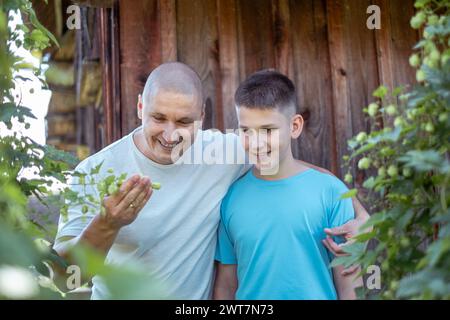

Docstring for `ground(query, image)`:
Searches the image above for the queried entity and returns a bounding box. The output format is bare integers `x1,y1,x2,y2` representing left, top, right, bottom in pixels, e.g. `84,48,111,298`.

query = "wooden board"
236,0,275,79
290,0,337,172
327,0,380,179
119,0,162,134
100,0,419,179
217,0,240,130
176,0,223,130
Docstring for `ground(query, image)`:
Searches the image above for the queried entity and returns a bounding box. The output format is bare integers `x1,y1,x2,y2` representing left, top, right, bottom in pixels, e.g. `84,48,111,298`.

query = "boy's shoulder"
306,169,347,187
302,169,350,198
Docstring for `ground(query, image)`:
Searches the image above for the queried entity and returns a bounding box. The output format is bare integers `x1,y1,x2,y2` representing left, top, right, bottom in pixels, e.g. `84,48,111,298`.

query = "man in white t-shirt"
54,62,369,299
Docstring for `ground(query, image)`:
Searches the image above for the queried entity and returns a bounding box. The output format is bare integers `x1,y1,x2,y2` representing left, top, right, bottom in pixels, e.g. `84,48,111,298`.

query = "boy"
213,70,358,300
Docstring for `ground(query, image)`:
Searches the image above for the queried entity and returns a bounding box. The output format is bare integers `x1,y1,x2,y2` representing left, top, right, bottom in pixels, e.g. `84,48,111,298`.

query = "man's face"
237,106,293,175
138,90,203,164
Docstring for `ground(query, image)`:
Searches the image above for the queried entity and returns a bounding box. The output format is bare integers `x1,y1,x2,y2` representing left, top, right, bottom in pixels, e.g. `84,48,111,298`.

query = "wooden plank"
176,0,223,130
326,0,380,179
119,0,162,135
289,0,336,172
272,0,294,80
374,0,417,95
159,0,177,61
373,0,395,93
272,0,298,158
236,0,275,78
99,5,122,146
217,0,240,130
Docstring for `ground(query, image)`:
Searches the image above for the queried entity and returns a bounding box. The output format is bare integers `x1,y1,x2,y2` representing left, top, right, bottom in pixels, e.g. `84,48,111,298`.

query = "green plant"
0,0,162,299
334,0,450,299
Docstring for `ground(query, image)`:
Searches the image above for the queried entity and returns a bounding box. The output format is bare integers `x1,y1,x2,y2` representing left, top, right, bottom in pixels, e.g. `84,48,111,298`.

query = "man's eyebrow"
178,117,194,122
151,112,166,118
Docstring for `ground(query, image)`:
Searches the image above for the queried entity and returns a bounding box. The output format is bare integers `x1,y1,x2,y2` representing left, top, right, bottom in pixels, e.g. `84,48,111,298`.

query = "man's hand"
322,198,371,276
101,174,154,230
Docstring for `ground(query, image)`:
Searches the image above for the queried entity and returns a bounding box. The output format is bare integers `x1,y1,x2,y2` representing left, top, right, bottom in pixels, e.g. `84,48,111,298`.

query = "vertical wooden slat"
289,0,337,172
159,0,177,62
374,0,417,102
119,0,162,135
176,0,223,130
99,4,121,146
326,0,380,179
217,0,240,130
236,0,275,78
272,0,294,79
373,0,395,93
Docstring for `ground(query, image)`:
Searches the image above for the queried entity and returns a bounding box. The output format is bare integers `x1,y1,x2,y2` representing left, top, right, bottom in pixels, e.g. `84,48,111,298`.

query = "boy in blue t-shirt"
214,70,358,300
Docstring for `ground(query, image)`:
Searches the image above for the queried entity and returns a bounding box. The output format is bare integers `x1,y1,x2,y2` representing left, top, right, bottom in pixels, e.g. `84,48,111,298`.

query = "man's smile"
157,139,182,151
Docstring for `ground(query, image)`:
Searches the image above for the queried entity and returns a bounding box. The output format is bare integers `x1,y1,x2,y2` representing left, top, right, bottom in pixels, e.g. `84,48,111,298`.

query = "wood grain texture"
102,0,418,179
160,0,178,61
176,0,223,130
290,0,336,172
119,0,162,134
217,0,240,129
236,0,275,78
374,0,417,97
327,0,380,178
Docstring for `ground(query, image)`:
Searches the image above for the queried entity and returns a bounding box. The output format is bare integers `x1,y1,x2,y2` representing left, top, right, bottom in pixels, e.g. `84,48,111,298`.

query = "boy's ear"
137,94,143,120
291,114,304,139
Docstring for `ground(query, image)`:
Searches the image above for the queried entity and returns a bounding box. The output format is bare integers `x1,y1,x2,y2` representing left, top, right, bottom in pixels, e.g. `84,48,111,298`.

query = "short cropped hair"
234,69,297,115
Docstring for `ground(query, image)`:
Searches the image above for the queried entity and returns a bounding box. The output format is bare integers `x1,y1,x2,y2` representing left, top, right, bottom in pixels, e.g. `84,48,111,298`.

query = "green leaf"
373,85,389,99
339,188,357,200
399,150,447,172
90,161,104,175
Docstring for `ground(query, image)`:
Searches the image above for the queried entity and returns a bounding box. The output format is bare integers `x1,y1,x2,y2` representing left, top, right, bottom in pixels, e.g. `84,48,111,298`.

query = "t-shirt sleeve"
214,194,237,264
328,178,355,245
54,158,101,244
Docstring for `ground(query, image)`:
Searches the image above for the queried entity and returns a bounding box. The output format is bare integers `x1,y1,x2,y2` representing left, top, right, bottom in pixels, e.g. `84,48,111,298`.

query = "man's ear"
291,114,304,139
200,104,206,122
137,94,143,120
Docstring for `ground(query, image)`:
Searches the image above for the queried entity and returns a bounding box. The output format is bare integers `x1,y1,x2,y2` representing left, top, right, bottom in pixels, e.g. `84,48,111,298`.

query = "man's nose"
162,123,181,143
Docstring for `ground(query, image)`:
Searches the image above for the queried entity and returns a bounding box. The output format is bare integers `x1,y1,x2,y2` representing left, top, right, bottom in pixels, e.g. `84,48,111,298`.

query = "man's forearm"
333,266,358,300
78,215,120,255
213,286,236,300
352,197,370,221
55,215,120,260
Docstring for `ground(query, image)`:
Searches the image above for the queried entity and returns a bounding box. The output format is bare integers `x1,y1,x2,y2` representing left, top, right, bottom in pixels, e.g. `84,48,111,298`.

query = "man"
54,62,368,299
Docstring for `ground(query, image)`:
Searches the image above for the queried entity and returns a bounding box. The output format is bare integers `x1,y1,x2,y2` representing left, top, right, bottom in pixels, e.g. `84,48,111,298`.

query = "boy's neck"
253,152,310,181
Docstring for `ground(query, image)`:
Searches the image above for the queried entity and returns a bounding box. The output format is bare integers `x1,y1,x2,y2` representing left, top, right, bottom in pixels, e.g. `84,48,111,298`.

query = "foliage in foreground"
0,0,163,299
336,0,450,300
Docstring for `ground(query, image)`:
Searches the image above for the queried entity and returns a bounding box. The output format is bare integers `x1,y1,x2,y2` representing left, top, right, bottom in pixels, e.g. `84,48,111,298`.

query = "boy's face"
237,106,303,175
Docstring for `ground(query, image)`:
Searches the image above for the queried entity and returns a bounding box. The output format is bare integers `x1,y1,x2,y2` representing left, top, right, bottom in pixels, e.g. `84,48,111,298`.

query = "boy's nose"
249,136,268,152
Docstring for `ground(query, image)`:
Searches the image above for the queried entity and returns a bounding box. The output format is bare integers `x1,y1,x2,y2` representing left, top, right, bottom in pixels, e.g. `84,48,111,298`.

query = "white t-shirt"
55,128,249,299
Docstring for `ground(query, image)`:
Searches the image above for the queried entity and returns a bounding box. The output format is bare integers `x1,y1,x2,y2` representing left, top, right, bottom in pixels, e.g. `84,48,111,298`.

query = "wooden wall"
109,0,418,177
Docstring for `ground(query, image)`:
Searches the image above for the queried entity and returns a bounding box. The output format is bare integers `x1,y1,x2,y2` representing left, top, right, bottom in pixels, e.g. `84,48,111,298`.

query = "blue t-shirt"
215,168,355,300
